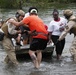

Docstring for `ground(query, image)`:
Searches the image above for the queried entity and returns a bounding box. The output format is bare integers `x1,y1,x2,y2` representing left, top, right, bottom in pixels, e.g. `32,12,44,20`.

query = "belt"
37,32,48,37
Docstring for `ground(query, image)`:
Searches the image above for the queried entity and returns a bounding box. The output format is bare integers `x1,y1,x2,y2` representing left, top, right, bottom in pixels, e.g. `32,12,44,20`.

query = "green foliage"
0,0,76,9
0,0,14,8
0,0,25,9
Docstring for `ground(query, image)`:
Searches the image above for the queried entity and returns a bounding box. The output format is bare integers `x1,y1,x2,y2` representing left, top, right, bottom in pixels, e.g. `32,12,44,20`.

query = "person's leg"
56,38,65,60
55,41,62,60
36,50,42,67
29,50,39,68
6,48,19,65
4,55,10,63
69,37,76,62
51,35,61,60
23,38,28,45
2,37,19,65
61,38,65,51
56,39,65,60
56,54,61,60
16,34,21,45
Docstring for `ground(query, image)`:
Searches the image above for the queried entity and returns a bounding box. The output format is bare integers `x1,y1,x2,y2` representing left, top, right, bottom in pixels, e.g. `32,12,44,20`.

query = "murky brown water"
0,4,76,75
0,32,75,75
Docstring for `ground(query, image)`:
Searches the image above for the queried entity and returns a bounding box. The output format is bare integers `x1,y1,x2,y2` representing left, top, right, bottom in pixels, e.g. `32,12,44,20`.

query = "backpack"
0,29,5,41
1,18,13,36
1,23,8,36
0,22,8,41
0,18,11,41
0,18,18,40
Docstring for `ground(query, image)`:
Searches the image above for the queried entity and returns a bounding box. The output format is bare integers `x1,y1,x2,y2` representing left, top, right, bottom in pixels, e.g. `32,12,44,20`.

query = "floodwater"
0,4,76,75
0,34,75,75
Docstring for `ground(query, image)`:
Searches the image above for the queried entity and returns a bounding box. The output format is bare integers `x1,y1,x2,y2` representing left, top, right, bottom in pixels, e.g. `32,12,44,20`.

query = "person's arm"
8,19,24,27
47,22,53,44
7,19,21,34
58,21,75,41
47,32,52,45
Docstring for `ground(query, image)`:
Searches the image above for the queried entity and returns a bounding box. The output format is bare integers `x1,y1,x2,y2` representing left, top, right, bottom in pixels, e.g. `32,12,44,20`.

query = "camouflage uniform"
2,36,19,65
59,9,76,61
1,10,25,65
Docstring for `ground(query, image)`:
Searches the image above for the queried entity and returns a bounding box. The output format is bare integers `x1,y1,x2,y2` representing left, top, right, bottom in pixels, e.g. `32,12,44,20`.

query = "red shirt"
44,25,48,30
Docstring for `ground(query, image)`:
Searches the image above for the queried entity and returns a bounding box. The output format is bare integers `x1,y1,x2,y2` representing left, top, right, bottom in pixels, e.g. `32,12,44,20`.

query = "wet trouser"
51,35,65,55
69,36,76,61
2,36,18,64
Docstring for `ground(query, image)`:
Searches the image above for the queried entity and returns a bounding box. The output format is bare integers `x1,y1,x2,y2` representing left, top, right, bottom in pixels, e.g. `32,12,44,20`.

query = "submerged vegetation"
0,0,76,9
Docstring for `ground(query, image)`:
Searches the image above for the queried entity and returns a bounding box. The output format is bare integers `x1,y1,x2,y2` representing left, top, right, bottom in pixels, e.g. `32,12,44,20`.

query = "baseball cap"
30,9,38,14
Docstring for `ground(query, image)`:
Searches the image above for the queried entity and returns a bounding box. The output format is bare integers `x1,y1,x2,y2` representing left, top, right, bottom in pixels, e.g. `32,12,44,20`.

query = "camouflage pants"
69,36,76,62
2,36,18,64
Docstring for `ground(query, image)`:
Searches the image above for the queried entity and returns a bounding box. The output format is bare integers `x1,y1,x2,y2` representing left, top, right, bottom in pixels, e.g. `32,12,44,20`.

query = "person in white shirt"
48,9,67,60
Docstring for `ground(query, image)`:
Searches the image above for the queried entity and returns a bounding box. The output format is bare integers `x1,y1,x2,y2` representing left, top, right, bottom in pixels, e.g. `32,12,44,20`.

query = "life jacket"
69,15,76,36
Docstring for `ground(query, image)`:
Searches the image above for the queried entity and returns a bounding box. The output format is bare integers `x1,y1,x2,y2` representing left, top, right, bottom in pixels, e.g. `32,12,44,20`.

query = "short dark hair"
52,9,59,14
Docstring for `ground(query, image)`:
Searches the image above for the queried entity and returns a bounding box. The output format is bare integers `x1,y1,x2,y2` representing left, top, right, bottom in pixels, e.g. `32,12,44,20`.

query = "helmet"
17,10,25,16
15,10,25,18
63,9,73,16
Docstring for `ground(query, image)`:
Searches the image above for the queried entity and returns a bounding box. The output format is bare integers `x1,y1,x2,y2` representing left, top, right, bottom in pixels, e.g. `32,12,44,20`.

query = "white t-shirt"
48,17,67,36
24,12,29,18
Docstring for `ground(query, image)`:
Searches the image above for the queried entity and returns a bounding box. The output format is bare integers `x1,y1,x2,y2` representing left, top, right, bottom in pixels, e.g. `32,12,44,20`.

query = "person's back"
22,15,48,40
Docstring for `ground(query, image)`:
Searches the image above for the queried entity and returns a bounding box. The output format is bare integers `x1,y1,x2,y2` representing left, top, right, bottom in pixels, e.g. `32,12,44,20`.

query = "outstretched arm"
58,21,75,41
8,19,24,27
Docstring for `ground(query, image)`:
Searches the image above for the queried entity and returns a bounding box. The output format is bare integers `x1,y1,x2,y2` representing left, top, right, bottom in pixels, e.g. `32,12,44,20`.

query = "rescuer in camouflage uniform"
58,9,76,62
1,10,25,65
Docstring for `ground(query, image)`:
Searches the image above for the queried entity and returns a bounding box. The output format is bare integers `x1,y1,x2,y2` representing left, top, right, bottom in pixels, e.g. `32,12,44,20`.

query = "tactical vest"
69,15,76,36
1,18,17,37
